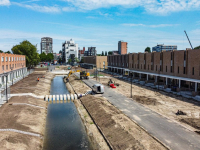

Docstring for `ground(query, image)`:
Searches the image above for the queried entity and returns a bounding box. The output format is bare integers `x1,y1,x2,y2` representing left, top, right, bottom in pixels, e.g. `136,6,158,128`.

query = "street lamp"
10,66,14,85
3,70,8,103
21,64,24,79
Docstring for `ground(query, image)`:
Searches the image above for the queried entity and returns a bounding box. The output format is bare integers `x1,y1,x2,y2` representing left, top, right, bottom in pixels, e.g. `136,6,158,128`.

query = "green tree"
68,58,72,64
80,57,84,63
145,47,151,53
75,57,79,63
11,40,40,67
108,51,113,55
5,51,11,54
101,51,104,56
46,53,54,62
39,52,47,62
0,50,3,53
97,54,101,56
105,51,107,56
194,46,200,49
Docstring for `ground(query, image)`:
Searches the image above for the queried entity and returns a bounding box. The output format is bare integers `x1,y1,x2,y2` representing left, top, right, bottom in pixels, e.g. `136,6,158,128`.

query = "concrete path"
83,78,200,150
10,93,44,99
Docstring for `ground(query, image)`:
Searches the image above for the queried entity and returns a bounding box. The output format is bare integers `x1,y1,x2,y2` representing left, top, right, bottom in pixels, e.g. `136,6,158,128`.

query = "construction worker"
37,77,39,81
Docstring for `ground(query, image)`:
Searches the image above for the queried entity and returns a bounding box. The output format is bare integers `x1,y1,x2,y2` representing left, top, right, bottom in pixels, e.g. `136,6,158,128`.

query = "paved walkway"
83,78,200,150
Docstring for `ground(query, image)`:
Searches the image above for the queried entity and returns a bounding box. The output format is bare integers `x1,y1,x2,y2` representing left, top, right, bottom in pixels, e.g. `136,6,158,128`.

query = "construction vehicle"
108,79,119,86
65,70,81,80
80,71,90,79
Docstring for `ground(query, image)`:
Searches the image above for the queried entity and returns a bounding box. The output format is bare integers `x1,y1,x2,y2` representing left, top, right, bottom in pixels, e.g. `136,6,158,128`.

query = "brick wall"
0,53,26,74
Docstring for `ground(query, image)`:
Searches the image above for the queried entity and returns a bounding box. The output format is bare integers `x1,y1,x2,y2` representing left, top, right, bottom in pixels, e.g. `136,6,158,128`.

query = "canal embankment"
0,71,54,150
68,74,168,150
66,74,110,150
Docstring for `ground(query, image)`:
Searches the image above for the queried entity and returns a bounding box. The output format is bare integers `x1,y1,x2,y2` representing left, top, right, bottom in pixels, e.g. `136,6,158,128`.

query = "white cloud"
122,23,179,28
0,0,10,6
61,0,200,14
12,2,61,13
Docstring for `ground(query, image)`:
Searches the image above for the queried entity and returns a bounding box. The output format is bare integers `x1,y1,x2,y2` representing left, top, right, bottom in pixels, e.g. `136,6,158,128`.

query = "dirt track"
98,74,200,132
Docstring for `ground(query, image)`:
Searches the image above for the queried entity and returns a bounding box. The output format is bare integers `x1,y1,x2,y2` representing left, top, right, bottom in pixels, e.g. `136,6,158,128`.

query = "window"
2,65,4,71
192,67,194,75
166,66,167,72
12,57,13,61
6,57,8,62
141,64,142,69
148,65,149,70
15,64,16,68
178,66,179,74
156,65,157,71
15,57,16,61
9,57,11,61
10,64,11,69
6,65,8,70
2,57,4,62
171,66,172,73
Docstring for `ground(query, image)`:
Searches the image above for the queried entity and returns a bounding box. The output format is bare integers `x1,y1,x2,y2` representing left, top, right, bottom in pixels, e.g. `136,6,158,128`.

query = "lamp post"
10,66,14,85
21,64,24,79
3,70,8,103
131,72,133,98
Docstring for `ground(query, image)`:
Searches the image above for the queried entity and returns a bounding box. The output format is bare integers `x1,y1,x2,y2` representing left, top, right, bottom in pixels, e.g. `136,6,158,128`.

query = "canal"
43,76,92,150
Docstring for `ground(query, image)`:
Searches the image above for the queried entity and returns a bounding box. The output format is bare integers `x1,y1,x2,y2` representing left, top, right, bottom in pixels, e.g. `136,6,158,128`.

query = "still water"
43,76,92,150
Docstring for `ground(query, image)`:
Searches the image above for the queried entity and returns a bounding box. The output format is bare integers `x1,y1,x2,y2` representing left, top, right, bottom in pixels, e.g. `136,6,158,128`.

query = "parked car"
92,84,105,94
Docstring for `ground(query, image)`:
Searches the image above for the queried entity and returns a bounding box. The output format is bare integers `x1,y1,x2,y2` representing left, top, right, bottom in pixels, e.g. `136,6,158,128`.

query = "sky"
0,0,200,54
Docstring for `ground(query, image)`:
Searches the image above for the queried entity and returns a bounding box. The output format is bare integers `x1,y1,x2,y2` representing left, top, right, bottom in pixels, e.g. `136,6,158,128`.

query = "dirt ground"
0,71,54,150
0,96,46,150
11,72,54,96
80,95,167,150
68,74,91,94
98,74,200,132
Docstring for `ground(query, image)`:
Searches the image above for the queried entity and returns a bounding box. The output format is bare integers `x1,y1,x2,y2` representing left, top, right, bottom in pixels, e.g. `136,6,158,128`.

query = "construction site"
0,66,200,150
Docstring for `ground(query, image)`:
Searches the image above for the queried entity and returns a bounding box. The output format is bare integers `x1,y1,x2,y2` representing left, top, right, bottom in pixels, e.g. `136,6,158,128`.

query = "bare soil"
80,95,167,150
10,72,45,94
69,75,91,94
0,71,54,150
0,96,46,150
98,74,200,132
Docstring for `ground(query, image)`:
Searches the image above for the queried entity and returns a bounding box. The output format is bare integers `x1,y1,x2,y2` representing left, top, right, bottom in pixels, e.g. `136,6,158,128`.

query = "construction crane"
184,30,193,49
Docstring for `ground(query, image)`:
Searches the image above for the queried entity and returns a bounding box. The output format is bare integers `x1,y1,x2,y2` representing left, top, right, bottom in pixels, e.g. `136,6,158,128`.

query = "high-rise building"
40,37,53,54
152,44,177,52
84,47,96,56
62,39,78,64
118,41,127,55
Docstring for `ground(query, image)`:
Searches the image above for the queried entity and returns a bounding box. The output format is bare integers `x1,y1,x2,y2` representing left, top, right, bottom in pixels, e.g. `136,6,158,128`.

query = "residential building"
62,39,78,64
84,47,96,56
78,47,85,60
118,41,128,55
40,37,53,54
81,56,108,70
108,49,200,96
0,53,27,86
152,44,177,52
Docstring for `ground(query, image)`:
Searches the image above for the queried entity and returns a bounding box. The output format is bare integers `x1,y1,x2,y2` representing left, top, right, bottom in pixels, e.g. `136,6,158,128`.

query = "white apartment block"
62,39,78,63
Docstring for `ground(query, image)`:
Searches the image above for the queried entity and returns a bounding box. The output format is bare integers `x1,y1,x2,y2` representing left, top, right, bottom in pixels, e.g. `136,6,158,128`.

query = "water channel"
43,76,92,150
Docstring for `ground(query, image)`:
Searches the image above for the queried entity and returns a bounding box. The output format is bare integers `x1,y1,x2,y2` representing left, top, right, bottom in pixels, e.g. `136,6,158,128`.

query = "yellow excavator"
80,71,90,79
66,70,90,81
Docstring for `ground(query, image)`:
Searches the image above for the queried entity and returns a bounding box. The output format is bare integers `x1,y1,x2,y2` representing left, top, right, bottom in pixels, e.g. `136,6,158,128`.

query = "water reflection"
43,76,92,150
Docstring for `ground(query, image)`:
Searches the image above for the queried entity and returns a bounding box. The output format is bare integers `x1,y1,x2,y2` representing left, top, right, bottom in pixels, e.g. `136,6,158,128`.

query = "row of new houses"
83,49,200,95
107,49,200,80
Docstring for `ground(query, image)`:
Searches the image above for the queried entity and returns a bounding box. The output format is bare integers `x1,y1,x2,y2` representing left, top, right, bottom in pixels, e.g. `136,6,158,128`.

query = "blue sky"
0,0,200,54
